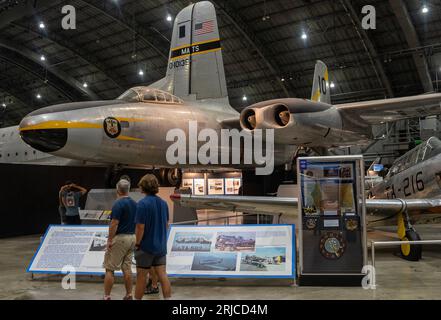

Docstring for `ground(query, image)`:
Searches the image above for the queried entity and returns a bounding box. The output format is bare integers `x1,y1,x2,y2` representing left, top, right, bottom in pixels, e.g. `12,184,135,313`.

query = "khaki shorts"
103,234,136,272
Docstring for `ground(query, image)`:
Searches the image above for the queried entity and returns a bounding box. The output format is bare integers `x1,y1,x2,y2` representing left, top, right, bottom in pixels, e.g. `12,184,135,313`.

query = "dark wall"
0,164,146,238
242,168,286,196
242,168,286,224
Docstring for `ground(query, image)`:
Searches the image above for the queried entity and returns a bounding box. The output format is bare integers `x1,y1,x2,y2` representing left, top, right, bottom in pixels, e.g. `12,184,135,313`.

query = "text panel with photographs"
167,225,295,278
27,225,136,275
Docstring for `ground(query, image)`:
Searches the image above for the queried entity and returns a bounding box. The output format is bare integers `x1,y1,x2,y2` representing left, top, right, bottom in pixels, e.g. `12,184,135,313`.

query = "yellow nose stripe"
20,119,145,142
116,135,144,142
19,120,101,131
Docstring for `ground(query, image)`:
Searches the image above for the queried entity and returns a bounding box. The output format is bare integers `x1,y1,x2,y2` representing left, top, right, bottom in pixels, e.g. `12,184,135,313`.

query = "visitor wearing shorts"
134,174,171,300
103,179,137,300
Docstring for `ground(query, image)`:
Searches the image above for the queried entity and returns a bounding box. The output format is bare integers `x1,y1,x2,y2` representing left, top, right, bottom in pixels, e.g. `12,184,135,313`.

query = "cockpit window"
118,87,184,105
143,91,156,102
156,92,165,102
164,93,173,103
388,137,441,178
117,89,140,102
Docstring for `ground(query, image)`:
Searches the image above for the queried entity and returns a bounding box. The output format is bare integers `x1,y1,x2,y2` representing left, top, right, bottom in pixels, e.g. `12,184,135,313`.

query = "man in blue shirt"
103,179,137,300
134,174,171,300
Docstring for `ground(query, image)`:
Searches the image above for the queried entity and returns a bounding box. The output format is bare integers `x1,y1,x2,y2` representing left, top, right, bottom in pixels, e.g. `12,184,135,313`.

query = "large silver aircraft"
18,1,441,179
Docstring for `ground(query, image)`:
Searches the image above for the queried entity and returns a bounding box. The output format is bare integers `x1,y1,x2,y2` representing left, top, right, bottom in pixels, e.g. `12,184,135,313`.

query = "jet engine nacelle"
239,98,346,146
240,103,291,130
240,98,339,130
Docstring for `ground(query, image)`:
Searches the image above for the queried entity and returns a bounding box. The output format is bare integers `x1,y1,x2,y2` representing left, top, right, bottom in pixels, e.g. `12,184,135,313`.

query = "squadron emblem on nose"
103,117,121,138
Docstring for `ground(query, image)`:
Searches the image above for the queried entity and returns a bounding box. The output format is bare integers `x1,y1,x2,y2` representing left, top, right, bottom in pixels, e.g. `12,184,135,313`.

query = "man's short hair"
116,179,131,194
138,174,159,195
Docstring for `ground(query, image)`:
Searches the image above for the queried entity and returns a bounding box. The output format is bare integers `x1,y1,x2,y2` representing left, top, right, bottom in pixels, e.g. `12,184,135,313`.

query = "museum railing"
370,239,441,288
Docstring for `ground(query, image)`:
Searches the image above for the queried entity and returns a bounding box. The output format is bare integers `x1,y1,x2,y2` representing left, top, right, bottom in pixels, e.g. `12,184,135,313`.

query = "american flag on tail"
194,20,215,35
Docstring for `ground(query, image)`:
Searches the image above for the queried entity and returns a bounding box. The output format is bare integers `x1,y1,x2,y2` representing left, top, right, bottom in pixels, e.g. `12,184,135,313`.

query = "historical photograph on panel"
89,236,107,252
240,247,286,272
171,232,213,252
191,253,237,272
193,178,206,195
214,232,256,252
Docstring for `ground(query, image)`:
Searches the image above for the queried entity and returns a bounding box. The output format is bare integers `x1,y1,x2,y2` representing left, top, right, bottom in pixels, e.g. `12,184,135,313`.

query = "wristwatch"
135,243,141,250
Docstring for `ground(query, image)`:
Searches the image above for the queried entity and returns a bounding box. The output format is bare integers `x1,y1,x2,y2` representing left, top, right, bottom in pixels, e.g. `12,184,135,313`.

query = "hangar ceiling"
0,0,440,127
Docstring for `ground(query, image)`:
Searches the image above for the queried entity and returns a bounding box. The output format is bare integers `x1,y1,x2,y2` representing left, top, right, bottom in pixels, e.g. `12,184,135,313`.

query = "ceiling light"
166,14,172,22
242,95,247,101
138,70,144,76
83,82,88,88
281,77,285,82
1,103,6,107
36,94,41,99
39,22,45,29
301,32,307,40
330,82,335,88
422,6,429,14
40,55,46,61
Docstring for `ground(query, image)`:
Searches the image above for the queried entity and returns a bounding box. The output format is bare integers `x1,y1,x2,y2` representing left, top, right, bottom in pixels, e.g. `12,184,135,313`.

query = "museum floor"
1,225,441,300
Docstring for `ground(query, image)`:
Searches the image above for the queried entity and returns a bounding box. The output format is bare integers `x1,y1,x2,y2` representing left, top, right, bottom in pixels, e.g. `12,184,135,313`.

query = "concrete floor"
1,227,441,300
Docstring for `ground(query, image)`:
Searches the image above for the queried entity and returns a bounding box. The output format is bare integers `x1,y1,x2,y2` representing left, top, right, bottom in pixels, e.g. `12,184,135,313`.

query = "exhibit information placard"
28,224,295,279
166,225,295,279
27,225,132,275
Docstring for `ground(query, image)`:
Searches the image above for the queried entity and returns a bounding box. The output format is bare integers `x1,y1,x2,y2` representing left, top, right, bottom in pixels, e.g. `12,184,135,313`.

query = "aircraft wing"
366,198,441,214
170,194,441,217
336,93,441,124
170,194,298,216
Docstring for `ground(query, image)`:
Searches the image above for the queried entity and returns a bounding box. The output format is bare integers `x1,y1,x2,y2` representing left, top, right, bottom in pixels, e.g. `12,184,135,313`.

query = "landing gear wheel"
400,230,422,261
159,168,182,187
105,167,133,189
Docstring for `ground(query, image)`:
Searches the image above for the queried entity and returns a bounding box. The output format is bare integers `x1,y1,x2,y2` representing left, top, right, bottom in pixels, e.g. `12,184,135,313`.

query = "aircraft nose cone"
19,118,67,153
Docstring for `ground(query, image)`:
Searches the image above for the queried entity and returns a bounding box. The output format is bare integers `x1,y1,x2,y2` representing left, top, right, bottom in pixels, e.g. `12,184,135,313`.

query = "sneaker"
103,295,111,300
145,286,160,295
123,295,133,300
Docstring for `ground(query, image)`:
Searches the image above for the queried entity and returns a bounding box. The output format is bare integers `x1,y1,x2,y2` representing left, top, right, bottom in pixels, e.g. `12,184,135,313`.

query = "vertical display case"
297,155,367,286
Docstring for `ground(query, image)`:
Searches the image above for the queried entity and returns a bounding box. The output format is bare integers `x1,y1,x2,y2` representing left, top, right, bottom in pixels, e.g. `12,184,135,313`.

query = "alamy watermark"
56,5,376,30
61,5,76,30
361,5,376,30
61,265,76,290
361,265,376,289
166,121,275,175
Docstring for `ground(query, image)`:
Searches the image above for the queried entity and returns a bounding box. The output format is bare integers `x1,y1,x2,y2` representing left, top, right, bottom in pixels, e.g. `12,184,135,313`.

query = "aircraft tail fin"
161,1,228,101
311,60,331,104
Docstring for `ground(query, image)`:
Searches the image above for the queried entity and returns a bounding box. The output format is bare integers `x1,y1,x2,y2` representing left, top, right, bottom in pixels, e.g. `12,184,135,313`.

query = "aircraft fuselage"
370,155,441,200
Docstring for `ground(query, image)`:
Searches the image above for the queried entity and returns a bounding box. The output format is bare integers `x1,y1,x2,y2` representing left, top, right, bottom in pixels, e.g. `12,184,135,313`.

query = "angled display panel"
27,225,134,276
167,225,295,279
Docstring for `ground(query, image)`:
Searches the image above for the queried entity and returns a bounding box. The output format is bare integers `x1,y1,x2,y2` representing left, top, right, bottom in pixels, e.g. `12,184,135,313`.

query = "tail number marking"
318,76,327,95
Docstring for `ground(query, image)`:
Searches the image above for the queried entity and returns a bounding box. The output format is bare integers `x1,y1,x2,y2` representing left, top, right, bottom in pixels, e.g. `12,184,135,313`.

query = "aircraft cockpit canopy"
387,137,441,178
117,87,184,104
